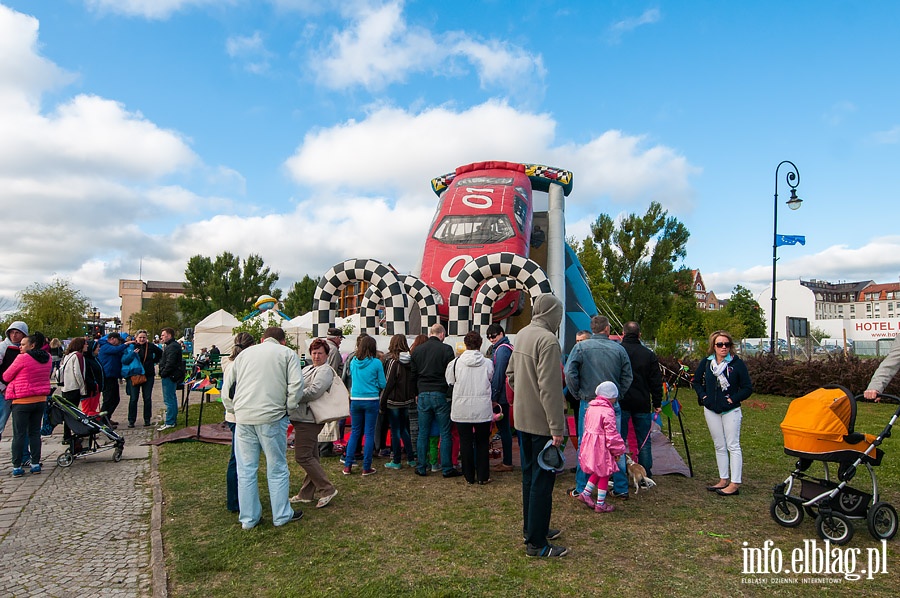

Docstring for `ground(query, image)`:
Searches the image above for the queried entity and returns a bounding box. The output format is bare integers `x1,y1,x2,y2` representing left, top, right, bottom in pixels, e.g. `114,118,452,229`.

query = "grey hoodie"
508,294,566,437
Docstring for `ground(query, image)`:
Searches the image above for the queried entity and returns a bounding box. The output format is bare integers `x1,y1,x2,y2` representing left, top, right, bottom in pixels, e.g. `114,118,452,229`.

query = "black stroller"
48,394,125,467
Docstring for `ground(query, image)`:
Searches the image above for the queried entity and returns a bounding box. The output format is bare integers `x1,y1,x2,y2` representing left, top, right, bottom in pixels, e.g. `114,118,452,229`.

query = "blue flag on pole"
776,234,806,247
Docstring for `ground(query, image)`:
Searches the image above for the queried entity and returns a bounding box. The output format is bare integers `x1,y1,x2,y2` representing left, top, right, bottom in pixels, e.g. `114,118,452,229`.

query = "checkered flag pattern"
401,274,440,335
472,277,525,333
312,258,408,337
447,252,553,335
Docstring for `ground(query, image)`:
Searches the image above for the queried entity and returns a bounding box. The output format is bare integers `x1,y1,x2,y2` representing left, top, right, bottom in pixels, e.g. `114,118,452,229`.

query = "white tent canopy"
193,309,241,357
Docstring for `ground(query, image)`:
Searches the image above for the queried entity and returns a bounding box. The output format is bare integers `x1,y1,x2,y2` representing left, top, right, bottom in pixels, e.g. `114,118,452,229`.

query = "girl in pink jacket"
2,331,52,476
577,381,627,513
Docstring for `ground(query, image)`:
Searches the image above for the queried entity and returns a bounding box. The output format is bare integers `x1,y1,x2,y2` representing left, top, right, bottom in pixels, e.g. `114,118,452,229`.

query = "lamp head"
787,188,803,210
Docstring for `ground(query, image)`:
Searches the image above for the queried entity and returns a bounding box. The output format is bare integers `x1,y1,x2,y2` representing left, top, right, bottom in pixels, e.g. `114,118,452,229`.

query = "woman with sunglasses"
692,330,752,496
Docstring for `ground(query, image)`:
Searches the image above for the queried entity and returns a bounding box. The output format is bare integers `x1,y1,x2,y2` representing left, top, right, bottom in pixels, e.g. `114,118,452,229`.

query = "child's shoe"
594,502,615,513
384,462,402,470
577,491,596,509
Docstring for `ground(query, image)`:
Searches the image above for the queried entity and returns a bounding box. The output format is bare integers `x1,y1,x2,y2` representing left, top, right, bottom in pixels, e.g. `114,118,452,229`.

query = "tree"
13,279,90,339
130,292,182,335
283,275,318,316
178,252,280,324
724,284,766,338
579,201,690,337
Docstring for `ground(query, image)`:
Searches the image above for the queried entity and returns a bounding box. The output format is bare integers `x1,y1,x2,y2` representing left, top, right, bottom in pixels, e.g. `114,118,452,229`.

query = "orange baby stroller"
771,384,899,545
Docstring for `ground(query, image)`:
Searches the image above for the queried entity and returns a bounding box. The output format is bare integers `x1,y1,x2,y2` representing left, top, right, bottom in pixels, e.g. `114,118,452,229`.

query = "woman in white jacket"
446,331,494,485
60,337,88,404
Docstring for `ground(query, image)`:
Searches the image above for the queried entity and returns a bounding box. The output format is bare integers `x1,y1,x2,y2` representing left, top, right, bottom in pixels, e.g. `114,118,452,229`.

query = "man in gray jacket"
508,294,568,558
223,327,304,530
865,335,900,400
565,315,633,499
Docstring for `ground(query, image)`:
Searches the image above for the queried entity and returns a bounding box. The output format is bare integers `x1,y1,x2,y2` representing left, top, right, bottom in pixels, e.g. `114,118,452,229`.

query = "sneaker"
30,464,42,475
378,449,391,457
577,492,595,509
568,488,580,498
595,502,615,513
12,468,24,478
339,456,346,465
414,468,428,477
157,424,175,431
442,469,463,479
611,491,629,501
384,462,402,470
287,510,304,524
361,468,377,476
523,528,562,542
23,459,31,468
342,466,352,475
290,494,313,504
407,460,417,468
316,489,338,509
127,423,135,428
526,543,569,558
431,464,441,472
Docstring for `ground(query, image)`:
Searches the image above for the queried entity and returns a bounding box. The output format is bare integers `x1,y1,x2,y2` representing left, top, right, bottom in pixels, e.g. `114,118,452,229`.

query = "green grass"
159,396,900,597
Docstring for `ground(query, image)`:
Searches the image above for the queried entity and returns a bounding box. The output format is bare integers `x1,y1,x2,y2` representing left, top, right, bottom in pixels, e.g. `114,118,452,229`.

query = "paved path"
0,384,167,598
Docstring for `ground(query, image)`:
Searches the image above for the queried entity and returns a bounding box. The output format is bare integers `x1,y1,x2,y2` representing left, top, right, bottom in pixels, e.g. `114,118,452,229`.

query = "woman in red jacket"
2,331,52,476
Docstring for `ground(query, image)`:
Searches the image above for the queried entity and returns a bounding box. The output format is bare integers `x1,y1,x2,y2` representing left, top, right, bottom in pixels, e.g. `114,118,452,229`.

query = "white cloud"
84,0,232,20
872,125,900,145
823,100,856,126
703,236,900,299
312,0,544,96
285,101,697,211
608,8,661,42
226,32,274,74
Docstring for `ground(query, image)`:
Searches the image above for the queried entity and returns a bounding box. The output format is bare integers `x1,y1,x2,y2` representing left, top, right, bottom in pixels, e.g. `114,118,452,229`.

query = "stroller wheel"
770,497,804,528
815,512,854,545
57,452,74,468
866,502,898,541
113,446,124,462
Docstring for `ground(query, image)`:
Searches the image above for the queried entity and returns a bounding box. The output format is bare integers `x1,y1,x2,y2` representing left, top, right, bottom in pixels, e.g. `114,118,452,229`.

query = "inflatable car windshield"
421,161,533,320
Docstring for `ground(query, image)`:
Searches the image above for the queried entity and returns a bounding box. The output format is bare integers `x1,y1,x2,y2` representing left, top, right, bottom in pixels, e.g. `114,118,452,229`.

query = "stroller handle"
859,392,900,405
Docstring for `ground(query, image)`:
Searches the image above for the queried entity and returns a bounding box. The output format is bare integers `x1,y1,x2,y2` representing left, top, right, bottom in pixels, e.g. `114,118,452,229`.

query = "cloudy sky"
1,0,899,318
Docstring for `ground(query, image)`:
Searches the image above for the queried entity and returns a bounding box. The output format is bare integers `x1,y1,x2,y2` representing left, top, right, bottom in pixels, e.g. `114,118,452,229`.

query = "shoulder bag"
309,367,351,424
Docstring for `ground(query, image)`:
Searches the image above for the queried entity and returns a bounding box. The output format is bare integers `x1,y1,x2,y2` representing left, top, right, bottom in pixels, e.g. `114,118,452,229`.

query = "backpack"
494,343,515,404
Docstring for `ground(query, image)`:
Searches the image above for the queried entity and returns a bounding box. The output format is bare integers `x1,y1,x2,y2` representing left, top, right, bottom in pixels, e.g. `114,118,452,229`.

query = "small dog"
625,454,656,494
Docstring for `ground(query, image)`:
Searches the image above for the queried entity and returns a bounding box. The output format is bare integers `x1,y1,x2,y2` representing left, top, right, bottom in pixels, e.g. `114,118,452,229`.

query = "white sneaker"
157,424,175,431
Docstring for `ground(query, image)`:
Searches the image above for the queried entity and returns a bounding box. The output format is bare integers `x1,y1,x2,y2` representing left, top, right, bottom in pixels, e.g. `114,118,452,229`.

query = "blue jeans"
161,377,178,426
0,395,10,442
345,399,379,471
387,406,415,463
521,432,556,548
234,416,293,528
226,421,239,512
620,409,653,475
416,391,453,475
576,400,629,495
128,376,154,426
496,402,513,466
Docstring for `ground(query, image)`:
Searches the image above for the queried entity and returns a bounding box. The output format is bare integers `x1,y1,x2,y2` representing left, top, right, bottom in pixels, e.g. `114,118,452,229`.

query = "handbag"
308,369,351,424
130,374,147,386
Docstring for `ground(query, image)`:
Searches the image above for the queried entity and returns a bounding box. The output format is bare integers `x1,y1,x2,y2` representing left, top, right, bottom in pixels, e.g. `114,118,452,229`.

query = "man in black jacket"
410,323,458,478
620,321,663,476
157,327,184,431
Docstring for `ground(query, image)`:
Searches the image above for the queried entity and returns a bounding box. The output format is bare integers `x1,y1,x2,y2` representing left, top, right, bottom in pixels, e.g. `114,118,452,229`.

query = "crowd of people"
11,310,900,559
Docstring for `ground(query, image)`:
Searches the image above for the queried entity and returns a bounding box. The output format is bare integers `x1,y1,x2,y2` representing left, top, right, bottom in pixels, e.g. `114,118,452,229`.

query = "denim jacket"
564,334,633,402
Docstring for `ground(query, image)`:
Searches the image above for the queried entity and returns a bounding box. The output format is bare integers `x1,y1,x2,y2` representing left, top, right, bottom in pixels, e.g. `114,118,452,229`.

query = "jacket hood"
27,348,50,364
398,351,411,364
531,294,562,333
5,321,28,338
458,350,486,367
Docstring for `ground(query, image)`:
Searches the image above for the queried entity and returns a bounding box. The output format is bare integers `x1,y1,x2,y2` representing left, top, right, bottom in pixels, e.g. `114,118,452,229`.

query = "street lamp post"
770,161,803,354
